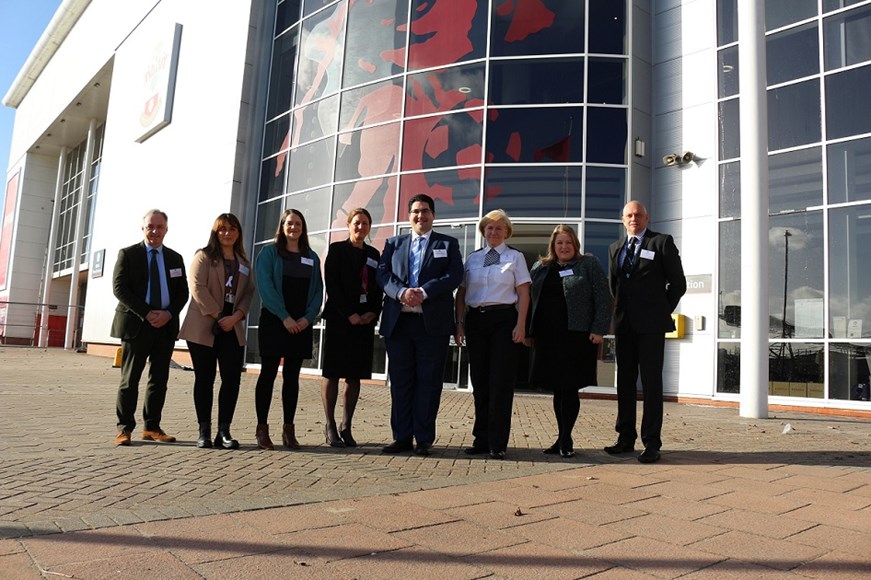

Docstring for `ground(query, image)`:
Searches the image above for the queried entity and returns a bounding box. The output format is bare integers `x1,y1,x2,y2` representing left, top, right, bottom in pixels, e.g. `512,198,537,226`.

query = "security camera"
681,151,695,164
662,154,679,166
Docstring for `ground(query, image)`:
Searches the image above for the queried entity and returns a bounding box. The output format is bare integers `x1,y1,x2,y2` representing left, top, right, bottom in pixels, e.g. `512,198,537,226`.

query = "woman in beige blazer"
179,213,254,449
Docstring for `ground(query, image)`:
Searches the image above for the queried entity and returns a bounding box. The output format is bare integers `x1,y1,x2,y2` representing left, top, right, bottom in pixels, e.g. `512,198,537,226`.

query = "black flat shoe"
339,427,357,448
214,433,240,450
415,443,431,456
464,446,489,455
604,441,635,455
382,439,413,453
325,425,345,448
489,450,505,460
638,447,661,463
560,448,575,458
543,442,560,455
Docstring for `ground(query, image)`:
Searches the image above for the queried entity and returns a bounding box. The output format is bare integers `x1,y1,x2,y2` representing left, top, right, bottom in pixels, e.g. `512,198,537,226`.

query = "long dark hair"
202,213,247,262
274,208,311,257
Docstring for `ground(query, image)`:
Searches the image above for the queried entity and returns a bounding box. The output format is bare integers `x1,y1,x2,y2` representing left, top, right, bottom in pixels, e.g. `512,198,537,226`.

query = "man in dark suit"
112,209,189,446
606,200,686,463
377,193,463,456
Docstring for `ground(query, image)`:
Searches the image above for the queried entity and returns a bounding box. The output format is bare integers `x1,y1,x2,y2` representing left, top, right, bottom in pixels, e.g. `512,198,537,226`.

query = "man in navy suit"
606,200,686,463
377,194,463,456
111,209,188,446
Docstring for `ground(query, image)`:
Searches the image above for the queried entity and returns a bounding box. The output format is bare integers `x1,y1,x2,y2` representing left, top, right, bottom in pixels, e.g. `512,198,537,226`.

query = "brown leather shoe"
142,429,176,442
255,423,274,450
114,430,132,446
282,423,300,450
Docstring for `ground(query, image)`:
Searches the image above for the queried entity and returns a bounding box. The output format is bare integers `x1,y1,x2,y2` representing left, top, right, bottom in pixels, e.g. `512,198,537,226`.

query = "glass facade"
249,0,629,379
717,1,871,402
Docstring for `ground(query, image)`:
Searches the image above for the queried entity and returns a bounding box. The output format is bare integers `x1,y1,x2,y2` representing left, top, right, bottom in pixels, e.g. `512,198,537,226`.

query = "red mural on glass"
495,0,555,42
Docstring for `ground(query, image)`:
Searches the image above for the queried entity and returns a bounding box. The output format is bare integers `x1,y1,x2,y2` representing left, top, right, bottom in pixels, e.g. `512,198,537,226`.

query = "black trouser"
116,324,175,432
615,330,665,451
187,331,244,425
465,307,519,453
255,356,303,424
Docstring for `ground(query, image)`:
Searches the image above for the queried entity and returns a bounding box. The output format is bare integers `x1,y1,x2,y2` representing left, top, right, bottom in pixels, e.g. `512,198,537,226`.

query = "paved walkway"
0,348,869,578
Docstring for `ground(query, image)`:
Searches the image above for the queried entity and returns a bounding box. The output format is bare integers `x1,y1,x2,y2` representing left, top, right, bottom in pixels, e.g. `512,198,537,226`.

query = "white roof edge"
2,0,93,109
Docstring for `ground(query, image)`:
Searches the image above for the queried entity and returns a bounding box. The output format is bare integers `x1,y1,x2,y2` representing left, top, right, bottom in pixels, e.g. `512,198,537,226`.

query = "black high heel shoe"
543,441,560,455
325,425,345,447
339,426,357,447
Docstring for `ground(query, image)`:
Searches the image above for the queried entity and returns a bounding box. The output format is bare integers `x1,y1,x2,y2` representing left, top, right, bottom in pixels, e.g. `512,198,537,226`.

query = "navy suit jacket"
608,229,686,335
110,241,189,340
377,231,463,338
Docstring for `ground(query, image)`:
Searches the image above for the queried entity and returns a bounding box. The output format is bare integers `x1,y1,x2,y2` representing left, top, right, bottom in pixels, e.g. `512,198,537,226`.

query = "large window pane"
335,121,400,182
718,46,739,98
406,63,485,117
719,161,740,218
276,0,302,35
587,58,625,105
483,166,582,218
824,4,871,70
255,198,284,244
295,2,346,106
769,343,824,399
767,80,820,151
718,98,740,160
291,94,338,147
717,342,740,393
333,176,398,230
589,0,626,54
584,221,623,270
267,27,299,118
342,0,407,88
769,147,822,213
286,187,332,233
769,211,824,339
826,65,871,139
828,136,871,204
490,0,584,57
767,23,818,85
829,205,871,339
719,219,741,339
399,168,481,220
287,137,336,193
766,0,817,31
340,78,403,131
828,343,871,401
486,107,583,164
825,0,864,12
263,114,291,158
718,0,738,45
401,112,483,171
586,107,626,164
407,0,486,70
259,154,287,201
585,167,625,220
489,58,584,105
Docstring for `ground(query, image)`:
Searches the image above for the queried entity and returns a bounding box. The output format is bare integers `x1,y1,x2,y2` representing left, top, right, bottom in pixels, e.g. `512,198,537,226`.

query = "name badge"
301,257,314,266
559,269,573,278
170,268,183,278
640,249,655,260
239,264,250,276
433,249,448,258
366,257,378,269
360,294,368,304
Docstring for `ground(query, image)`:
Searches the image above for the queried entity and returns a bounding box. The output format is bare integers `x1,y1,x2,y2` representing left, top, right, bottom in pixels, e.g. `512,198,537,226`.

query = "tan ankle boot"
282,423,300,449
255,423,274,450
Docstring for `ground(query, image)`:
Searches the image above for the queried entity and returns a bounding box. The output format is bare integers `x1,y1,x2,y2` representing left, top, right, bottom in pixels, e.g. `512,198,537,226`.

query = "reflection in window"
489,58,583,105
719,220,741,339
304,0,338,18
333,176,398,232
768,147,822,213
824,0,864,12
487,107,583,164
259,155,287,201
399,168,481,220
255,198,284,244
340,78,403,131
718,46,739,98
484,166,581,218
490,0,584,57
407,0,486,70
585,167,625,220
342,0,407,89
826,65,871,139
292,94,338,147
719,161,740,218
768,211,824,339
717,343,740,393
264,114,291,158
406,63,485,117
827,136,871,204
766,23,818,85
769,342,824,399
276,1,301,36
589,0,626,54
767,80,820,151
828,343,871,401
335,122,400,182
766,0,817,31
829,205,871,339
288,137,336,193
584,221,623,270
288,188,332,234
718,98,740,160
401,112,483,171
824,4,871,70
267,27,299,119
587,58,625,105
586,107,626,164
294,2,346,107
717,0,738,46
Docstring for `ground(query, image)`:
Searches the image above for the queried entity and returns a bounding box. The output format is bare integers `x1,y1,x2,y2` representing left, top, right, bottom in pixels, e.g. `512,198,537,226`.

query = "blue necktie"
409,237,423,287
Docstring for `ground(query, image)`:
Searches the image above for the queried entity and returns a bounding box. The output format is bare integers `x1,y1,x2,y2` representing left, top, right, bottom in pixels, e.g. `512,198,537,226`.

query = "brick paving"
0,347,869,578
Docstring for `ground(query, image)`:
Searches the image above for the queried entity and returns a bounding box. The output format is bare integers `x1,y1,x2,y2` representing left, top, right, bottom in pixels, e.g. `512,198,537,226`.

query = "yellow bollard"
113,347,123,368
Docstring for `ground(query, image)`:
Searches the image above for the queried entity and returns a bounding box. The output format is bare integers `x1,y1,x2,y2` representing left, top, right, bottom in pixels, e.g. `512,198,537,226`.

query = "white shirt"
461,243,531,307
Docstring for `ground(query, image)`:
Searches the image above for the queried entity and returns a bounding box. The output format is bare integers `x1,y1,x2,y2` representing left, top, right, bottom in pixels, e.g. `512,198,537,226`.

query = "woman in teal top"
254,209,323,450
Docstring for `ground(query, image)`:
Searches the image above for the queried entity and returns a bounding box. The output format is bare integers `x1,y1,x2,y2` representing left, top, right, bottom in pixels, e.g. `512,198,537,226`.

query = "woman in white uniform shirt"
455,210,530,459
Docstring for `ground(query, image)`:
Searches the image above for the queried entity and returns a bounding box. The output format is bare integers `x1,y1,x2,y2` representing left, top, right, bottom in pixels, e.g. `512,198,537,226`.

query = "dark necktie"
149,249,162,309
622,237,636,278
483,248,499,267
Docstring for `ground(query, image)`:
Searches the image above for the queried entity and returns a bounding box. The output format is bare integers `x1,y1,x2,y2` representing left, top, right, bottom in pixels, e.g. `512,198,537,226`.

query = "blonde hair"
478,209,513,238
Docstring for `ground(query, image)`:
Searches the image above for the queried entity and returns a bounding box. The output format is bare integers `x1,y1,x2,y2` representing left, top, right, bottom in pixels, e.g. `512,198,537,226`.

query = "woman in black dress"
254,209,323,450
526,225,611,457
321,208,383,447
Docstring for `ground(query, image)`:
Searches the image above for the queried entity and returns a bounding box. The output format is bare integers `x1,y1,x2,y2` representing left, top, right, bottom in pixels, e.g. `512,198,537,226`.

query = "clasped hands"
146,310,171,328
400,287,425,307
282,316,310,334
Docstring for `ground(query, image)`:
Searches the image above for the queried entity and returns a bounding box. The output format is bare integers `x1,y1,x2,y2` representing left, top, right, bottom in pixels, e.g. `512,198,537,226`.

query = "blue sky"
1,1,61,207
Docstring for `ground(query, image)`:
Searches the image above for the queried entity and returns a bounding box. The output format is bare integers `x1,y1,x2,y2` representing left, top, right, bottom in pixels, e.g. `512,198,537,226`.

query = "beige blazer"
179,250,254,347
